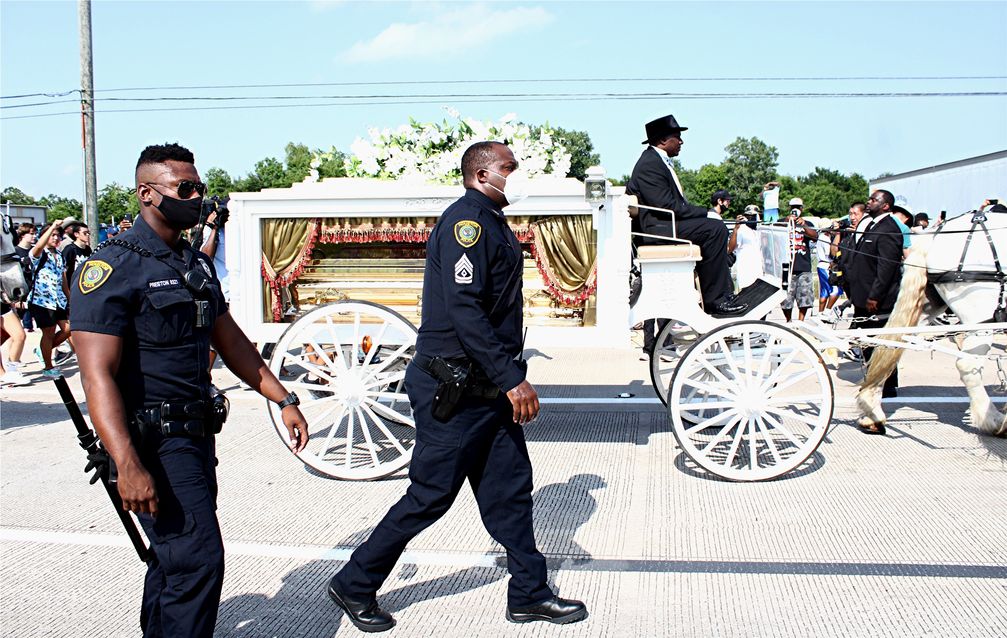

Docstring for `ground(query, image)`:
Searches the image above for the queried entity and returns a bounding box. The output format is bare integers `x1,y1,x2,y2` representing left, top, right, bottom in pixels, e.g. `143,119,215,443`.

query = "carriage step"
734,279,780,308
710,278,783,319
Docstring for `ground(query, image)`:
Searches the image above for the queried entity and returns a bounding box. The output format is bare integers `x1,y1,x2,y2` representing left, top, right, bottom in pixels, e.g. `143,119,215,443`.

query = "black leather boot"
506,596,588,624
328,578,396,633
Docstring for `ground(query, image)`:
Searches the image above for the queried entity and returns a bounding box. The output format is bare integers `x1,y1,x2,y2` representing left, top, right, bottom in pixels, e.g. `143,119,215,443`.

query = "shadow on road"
215,473,606,636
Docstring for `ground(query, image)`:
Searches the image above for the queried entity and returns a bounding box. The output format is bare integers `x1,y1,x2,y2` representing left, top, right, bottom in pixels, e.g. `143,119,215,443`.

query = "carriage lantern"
584,166,608,204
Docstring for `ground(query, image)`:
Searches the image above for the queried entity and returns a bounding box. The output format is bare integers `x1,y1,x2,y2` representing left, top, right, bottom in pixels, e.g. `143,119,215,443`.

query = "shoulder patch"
454,220,481,248
78,260,114,295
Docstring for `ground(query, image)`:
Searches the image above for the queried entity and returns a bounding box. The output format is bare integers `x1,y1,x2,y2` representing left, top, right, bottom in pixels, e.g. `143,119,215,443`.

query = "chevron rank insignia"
454,220,481,248
454,254,474,284
79,260,113,294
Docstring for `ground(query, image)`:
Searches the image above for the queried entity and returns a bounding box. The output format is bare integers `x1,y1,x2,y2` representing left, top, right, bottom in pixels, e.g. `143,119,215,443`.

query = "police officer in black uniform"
70,143,309,638
327,142,587,632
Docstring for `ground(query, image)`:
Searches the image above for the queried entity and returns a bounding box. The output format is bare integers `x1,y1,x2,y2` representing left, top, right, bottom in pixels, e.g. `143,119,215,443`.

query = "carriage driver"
627,114,748,317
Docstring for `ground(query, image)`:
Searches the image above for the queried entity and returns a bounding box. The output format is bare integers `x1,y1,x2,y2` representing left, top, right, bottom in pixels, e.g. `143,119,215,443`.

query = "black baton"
52,375,152,563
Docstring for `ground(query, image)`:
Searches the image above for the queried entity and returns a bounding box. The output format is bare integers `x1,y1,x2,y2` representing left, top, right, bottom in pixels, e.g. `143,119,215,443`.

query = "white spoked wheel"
650,320,698,407
268,300,417,481
669,321,834,482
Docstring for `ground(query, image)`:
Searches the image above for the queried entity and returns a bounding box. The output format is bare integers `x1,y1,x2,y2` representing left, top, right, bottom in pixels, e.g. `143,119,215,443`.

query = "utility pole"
79,0,98,248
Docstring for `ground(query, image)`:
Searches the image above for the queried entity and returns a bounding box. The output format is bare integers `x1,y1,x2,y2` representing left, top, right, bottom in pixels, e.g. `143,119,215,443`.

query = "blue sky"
2,0,1005,198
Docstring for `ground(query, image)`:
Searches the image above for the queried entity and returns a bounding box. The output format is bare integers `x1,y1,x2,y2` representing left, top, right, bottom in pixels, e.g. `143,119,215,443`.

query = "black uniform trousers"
135,435,224,638
333,361,553,608
853,306,899,395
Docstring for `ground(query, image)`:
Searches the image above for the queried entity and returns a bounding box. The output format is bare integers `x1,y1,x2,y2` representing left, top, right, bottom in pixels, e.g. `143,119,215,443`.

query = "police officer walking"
327,142,587,632
70,143,309,637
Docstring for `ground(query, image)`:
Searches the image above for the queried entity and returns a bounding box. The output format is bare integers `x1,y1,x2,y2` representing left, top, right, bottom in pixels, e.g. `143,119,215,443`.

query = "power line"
3,91,1005,121
1,99,80,110
2,75,1005,100
0,90,78,100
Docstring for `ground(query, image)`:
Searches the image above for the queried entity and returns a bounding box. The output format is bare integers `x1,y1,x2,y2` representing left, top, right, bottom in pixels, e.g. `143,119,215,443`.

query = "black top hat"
643,114,688,144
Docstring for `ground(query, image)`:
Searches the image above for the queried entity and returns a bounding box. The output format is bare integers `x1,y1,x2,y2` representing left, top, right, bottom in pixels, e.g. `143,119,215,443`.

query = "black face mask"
156,192,203,230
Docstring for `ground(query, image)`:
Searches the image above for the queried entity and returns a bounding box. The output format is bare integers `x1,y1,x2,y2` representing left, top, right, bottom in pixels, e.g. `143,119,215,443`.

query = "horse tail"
857,240,931,402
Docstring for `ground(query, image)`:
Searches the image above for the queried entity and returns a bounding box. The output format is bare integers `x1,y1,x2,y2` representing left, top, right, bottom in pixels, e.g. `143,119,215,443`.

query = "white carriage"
263,200,1007,483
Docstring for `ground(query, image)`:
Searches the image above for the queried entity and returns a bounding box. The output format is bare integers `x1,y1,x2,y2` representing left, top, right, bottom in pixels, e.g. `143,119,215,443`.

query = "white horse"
857,211,1007,437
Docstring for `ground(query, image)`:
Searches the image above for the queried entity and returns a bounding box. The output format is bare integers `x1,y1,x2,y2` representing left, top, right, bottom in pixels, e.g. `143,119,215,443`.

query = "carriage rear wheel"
669,321,833,481
267,300,417,480
649,320,698,406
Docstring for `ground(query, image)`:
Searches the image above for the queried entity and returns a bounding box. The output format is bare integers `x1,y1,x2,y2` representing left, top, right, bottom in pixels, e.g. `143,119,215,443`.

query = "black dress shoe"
328,578,395,633
506,596,588,624
710,296,749,317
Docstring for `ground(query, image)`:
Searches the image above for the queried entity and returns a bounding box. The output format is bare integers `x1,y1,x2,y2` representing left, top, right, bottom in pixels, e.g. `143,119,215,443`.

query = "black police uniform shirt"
415,189,525,393
69,215,227,411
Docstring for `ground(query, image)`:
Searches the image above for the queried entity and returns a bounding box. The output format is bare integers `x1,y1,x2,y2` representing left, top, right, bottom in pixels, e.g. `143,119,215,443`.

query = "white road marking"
539,397,1004,405
0,527,499,567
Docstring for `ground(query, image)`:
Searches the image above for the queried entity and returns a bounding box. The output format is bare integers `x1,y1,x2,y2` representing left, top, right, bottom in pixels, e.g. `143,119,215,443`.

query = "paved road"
2,329,1005,637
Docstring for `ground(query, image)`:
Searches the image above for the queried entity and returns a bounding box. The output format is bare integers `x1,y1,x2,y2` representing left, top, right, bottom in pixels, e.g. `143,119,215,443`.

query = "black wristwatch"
276,392,300,409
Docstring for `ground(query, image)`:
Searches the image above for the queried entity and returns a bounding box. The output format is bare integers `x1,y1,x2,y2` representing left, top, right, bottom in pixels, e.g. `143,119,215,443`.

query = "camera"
202,195,229,228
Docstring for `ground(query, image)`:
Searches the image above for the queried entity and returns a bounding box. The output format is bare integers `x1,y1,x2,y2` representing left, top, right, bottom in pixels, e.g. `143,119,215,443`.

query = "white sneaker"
1,370,29,386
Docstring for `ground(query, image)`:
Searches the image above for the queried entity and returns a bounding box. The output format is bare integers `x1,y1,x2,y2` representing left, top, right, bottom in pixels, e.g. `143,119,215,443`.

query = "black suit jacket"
626,148,708,242
846,215,903,310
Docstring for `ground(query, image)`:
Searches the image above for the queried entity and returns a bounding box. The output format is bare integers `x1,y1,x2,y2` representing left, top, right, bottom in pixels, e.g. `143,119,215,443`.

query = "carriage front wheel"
267,300,417,480
669,321,833,481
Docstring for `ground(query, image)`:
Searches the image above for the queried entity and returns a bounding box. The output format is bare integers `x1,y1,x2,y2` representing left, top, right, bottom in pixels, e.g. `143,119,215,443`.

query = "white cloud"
342,5,553,63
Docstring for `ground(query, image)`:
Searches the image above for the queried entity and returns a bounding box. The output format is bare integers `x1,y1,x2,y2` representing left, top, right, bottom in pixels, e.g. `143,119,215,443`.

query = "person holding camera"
28,218,73,378
70,143,308,637
762,181,782,223
780,198,818,321
200,198,230,389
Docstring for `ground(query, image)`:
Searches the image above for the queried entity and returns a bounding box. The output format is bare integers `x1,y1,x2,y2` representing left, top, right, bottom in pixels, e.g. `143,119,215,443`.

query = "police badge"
78,260,113,294
454,220,481,248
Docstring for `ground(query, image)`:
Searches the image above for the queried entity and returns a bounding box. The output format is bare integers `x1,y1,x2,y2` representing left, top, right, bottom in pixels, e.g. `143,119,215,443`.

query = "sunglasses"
143,180,207,199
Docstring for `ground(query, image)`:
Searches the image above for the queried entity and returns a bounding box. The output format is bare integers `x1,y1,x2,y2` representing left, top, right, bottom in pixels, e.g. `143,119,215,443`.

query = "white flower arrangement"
339,108,574,184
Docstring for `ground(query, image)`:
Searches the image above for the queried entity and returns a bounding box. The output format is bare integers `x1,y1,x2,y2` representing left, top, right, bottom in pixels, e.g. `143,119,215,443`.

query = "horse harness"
927,210,1007,322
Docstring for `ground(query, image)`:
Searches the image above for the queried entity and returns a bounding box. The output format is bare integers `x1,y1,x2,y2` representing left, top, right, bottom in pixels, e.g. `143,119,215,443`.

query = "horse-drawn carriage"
264,202,1007,482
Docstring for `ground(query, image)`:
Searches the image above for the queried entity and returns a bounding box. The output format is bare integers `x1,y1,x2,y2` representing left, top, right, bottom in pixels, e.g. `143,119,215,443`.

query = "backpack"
0,213,29,303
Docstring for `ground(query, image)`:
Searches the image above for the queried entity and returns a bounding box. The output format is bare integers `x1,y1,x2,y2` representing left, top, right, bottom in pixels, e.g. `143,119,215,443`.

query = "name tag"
148,278,181,289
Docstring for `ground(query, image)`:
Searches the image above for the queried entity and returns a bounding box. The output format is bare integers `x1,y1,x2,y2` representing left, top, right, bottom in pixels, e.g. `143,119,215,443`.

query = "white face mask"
486,169,529,206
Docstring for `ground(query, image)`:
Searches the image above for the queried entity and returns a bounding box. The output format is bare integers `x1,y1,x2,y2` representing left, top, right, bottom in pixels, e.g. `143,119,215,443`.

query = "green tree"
314,146,348,179
1,186,37,205
254,157,288,189
721,137,779,209
284,142,313,184
37,194,83,222
97,182,138,223
541,126,601,180
796,182,847,217
691,163,729,208
205,167,234,197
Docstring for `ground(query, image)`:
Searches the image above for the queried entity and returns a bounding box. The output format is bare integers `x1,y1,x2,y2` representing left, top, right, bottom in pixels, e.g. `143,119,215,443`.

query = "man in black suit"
847,189,903,405
627,114,746,318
